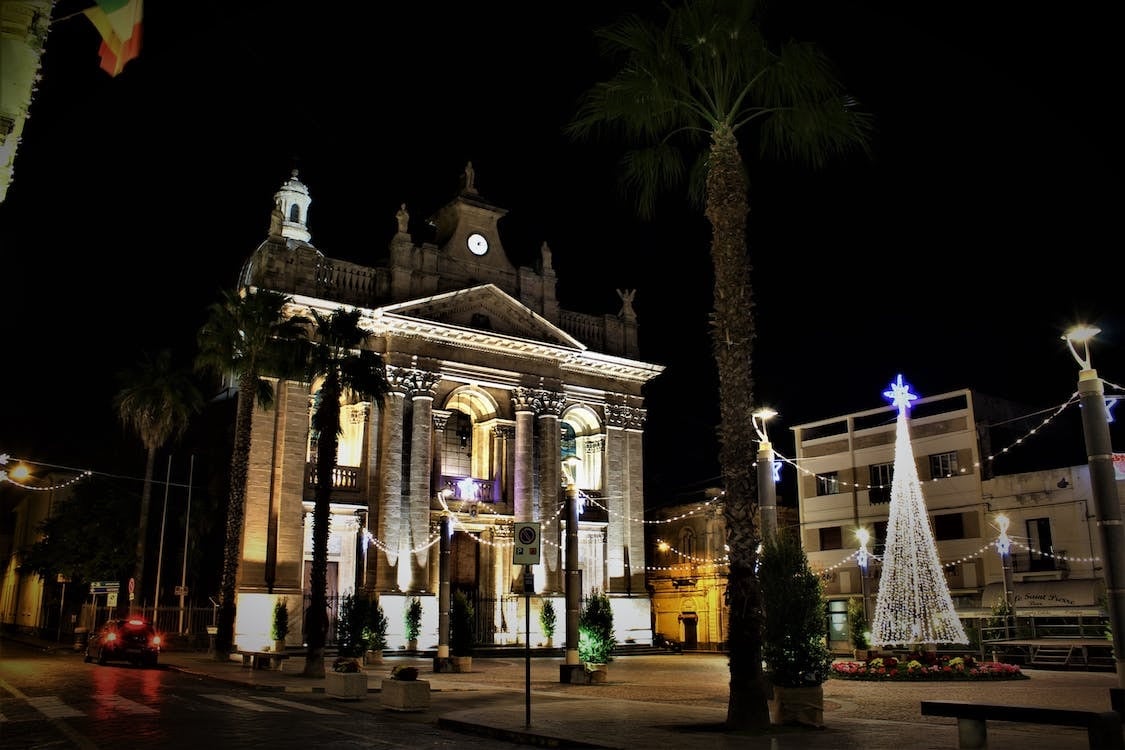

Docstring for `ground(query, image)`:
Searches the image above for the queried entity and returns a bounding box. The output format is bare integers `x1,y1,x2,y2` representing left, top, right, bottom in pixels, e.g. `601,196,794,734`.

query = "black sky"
0,1,1119,502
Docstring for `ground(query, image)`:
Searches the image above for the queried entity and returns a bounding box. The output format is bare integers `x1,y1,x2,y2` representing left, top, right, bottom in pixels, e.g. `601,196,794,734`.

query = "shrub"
578,589,615,664
539,599,557,642
336,592,370,658
451,590,476,656
405,597,423,643
760,531,833,688
363,598,388,652
271,598,290,642
847,598,868,650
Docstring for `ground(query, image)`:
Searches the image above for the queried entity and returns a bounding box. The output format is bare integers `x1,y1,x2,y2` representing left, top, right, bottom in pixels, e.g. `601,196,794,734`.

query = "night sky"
1,1,1119,504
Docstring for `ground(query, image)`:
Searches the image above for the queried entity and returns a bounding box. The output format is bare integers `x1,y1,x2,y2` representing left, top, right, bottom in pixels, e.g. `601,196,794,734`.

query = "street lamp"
1063,324,1125,688
562,455,582,680
993,513,1015,639
752,408,779,540
855,527,871,624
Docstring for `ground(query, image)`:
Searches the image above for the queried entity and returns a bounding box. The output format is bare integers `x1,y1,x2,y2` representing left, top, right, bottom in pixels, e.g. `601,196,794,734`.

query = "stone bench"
237,649,289,670
920,699,1123,749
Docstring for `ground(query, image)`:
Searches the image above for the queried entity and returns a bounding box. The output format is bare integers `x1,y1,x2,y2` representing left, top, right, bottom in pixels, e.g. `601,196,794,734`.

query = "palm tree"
300,307,388,677
114,349,203,612
195,288,309,660
566,0,872,729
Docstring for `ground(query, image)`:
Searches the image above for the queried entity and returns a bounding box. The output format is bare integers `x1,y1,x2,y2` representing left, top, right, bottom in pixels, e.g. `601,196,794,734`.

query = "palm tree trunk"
706,125,771,729
214,371,256,660
303,379,341,678
133,446,156,615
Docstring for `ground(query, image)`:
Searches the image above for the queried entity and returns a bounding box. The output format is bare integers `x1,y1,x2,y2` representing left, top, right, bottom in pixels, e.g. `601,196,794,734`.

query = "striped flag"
82,0,144,77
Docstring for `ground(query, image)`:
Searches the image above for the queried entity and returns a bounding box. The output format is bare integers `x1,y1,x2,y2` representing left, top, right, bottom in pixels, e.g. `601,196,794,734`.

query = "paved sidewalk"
9,633,1122,749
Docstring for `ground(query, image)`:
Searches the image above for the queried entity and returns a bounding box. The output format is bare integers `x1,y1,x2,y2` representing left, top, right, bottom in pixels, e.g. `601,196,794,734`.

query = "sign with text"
89,581,120,594
513,522,541,565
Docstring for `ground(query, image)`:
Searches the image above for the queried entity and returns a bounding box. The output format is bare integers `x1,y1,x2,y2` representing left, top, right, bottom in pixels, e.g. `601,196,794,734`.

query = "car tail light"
106,632,118,643
151,634,162,647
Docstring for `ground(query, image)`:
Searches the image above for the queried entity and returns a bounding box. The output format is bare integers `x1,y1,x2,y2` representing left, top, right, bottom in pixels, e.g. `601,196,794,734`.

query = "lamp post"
563,456,582,675
994,513,1015,639
1063,325,1125,688
438,512,451,660
752,408,779,541
855,527,871,624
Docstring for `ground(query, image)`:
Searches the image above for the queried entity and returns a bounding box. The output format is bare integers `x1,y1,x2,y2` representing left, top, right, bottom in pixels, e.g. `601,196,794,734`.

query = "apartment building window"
817,471,840,496
819,526,843,551
869,462,893,504
932,512,965,541
680,528,696,559
929,451,958,478
1026,517,1056,572
873,521,888,555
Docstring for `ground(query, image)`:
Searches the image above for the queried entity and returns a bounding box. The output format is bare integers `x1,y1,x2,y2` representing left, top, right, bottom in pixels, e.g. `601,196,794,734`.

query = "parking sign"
513,522,540,565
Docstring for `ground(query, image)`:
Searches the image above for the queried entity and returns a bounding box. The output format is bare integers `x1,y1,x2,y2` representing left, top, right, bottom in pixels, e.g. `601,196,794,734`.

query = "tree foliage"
18,475,139,586
567,0,870,728
760,531,832,688
578,589,616,664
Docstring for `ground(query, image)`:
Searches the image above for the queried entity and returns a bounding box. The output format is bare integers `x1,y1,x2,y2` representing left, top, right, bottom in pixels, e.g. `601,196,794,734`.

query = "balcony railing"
304,464,362,494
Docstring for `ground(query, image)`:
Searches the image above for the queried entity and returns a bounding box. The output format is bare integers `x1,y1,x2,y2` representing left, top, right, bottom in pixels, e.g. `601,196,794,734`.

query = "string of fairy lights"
3,377,1118,570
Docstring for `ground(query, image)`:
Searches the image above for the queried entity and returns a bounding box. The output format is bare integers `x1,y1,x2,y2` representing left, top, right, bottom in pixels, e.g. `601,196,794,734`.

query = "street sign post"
513,522,541,566
88,581,120,594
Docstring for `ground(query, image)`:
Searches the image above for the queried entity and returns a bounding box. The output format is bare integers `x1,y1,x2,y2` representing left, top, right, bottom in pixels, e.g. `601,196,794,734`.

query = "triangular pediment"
379,284,583,349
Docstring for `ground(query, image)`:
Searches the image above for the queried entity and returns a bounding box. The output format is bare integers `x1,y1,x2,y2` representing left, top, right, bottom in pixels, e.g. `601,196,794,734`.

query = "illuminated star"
882,374,918,412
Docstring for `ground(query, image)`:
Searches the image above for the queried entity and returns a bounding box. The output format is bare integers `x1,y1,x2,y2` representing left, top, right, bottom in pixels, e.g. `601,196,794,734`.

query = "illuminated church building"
232,165,663,649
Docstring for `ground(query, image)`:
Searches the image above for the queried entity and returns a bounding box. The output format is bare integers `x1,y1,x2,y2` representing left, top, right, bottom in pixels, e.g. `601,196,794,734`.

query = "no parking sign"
513,522,540,565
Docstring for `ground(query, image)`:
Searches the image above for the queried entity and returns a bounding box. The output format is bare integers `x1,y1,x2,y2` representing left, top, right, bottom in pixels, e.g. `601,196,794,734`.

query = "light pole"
752,408,779,541
562,455,582,681
994,513,1015,639
1063,325,1125,688
855,527,871,624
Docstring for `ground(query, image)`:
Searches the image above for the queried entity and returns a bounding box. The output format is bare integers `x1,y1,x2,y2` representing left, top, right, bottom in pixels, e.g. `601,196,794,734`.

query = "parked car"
84,617,162,667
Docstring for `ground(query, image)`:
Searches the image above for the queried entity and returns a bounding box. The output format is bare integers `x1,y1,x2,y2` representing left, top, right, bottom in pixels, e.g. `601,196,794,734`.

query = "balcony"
304,464,362,496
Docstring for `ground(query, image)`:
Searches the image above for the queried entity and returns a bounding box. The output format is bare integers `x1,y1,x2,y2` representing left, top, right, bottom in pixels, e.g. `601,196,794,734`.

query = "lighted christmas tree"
869,375,968,647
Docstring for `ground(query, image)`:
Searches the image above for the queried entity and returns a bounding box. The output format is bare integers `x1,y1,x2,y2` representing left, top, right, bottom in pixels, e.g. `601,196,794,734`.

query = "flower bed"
830,654,1027,681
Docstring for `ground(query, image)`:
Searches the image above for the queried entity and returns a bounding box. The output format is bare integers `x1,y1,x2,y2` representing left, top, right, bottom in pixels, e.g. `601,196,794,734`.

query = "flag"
82,0,144,77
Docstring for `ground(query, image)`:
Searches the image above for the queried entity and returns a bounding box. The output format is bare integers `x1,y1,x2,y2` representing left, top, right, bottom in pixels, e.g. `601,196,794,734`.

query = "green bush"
271,597,290,642
760,532,832,688
578,589,615,664
336,593,370,658
539,599,557,641
451,590,475,656
363,598,388,652
847,598,868,650
405,597,423,642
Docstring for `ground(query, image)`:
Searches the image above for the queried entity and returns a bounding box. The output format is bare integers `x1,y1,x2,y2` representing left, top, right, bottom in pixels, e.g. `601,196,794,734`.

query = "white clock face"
467,232,489,256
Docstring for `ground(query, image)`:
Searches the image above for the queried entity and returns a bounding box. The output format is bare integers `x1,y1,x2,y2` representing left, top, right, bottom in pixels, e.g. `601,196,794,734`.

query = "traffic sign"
89,581,120,594
513,522,541,565
107,592,118,607
128,577,135,594
174,585,189,596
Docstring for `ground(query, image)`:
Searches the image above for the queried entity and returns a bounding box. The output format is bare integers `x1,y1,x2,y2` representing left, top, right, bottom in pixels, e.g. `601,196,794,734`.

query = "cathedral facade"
231,165,663,651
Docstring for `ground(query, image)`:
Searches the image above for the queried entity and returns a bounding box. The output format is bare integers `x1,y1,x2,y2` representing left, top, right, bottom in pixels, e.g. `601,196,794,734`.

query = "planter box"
380,678,430,712
325,671,368,700
768,684,824,728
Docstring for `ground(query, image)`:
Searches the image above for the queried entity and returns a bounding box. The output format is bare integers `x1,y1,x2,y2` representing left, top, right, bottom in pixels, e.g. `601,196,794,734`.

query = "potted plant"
381,664,430,712
363,597,388,665
336,592,369,660
271,597,290,653
404,596,423,652
760,531,832,728
578,589,615,682
450,590,475,672
325,654,368,700
539,598,557,648
847,597,870,660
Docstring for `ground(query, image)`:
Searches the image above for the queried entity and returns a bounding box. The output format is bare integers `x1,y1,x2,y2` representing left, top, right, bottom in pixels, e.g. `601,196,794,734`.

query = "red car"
84,617,162,667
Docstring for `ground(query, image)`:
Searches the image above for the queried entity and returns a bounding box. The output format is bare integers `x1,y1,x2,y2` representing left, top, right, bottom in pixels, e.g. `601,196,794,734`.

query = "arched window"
679,528,695,560
440,410,472,479
289,204,301,223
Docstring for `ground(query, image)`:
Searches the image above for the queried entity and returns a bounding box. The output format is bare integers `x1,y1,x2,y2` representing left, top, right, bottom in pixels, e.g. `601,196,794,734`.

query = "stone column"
405,367,440,592
536,389,565,592
375,370,408,591
511,388,536,593
603,404,629,593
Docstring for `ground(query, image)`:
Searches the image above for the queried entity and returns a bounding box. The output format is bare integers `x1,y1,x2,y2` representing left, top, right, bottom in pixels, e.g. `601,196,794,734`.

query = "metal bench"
920,699,1123,750
237,649,288,670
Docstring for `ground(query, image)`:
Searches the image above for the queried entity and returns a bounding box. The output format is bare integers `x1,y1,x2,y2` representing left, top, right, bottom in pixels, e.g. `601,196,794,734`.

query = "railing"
304,464,361,493
440,475,494,502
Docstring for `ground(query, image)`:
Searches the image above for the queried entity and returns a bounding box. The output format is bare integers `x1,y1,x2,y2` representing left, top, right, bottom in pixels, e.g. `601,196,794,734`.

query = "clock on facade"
467,232,489,255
